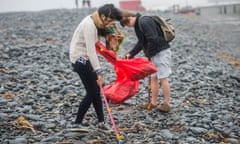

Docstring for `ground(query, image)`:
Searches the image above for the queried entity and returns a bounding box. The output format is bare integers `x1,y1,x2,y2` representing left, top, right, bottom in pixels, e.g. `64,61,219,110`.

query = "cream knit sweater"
69,15,100,71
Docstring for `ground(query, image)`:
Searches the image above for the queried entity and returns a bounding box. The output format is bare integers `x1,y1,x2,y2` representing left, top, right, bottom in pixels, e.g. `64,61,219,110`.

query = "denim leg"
73,61,104,123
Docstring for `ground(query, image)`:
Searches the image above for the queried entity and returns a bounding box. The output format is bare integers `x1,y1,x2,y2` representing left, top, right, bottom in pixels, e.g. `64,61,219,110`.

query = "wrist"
95,69,103,75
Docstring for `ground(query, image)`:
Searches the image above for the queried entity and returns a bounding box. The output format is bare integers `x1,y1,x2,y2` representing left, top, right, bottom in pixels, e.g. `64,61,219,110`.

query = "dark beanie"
98,4,122,21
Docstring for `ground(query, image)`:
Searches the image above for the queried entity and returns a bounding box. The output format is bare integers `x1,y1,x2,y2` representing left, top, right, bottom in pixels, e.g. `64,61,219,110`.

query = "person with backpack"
120,12,173,112
69,4,122,128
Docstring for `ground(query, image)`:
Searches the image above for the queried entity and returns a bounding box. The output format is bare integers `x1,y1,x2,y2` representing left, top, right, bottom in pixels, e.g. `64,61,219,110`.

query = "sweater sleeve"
84,21,101,72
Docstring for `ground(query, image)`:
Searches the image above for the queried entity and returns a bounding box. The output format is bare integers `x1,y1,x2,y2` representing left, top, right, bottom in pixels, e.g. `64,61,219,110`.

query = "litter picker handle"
100,86,122,142
147,75,152,110
147,58,152,111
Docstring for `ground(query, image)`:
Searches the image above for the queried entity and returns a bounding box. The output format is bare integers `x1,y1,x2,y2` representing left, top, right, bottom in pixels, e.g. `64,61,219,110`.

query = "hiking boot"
140,103,157,110
70,123,89,129
97,122,112,130
69,123,89,133
73,119,89,127
157,103,170,113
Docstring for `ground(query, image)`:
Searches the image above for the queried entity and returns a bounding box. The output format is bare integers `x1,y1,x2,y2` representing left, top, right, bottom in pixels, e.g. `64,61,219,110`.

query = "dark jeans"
72,60,104,124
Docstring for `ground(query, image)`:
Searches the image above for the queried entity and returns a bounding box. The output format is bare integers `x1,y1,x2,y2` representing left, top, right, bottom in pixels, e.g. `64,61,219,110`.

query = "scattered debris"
14,116,36,134
3,92,13,99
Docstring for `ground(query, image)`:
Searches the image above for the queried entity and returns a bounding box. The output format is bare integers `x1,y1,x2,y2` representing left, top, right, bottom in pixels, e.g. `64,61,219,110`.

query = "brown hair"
120,11,136,27
98,4,122,21
121,11,136,17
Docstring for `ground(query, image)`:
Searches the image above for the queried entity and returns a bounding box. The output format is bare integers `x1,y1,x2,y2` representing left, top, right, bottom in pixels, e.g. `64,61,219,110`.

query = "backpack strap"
138,15,144,32
138,15,175,42
138,16,159,32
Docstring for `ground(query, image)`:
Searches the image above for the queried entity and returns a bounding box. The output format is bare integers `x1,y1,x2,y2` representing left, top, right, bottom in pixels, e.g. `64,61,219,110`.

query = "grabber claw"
147,103,151,110
116,134,122,141
100,86,122,143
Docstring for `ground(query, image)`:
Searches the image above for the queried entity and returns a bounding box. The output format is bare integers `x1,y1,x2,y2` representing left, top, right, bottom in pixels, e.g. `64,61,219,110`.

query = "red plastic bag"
96,41,116,64
115,58,157,81
96,42,157,81
103,80,139,104
96,41,157,103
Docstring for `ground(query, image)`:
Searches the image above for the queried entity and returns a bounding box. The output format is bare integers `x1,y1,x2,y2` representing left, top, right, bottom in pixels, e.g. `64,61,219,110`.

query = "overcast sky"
0,0,238,13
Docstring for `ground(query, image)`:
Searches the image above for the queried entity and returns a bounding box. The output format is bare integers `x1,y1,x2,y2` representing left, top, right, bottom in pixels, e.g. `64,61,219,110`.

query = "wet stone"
0,9,239,144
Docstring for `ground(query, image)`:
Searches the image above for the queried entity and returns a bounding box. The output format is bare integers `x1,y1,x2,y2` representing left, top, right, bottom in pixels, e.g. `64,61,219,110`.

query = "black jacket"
129,13,170,58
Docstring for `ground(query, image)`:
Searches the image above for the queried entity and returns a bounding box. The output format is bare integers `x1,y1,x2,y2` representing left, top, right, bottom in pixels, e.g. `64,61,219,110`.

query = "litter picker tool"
147,75,152,111
100,86,123,144
147,58,152,111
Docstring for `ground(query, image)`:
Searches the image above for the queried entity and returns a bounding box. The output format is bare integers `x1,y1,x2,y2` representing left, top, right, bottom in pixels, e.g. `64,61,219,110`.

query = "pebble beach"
0,8,240,144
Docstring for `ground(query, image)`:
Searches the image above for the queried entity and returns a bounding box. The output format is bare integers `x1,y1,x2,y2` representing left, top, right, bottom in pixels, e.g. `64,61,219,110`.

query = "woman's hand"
96,75,103,87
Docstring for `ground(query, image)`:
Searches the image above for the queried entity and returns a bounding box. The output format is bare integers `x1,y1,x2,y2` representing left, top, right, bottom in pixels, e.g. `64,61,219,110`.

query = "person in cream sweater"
69,4,122,128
